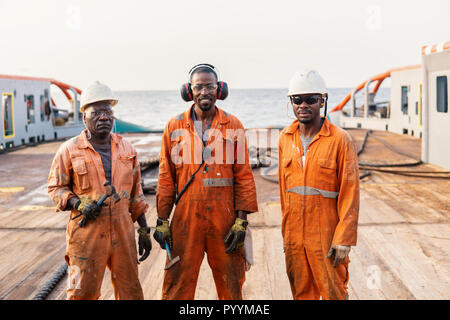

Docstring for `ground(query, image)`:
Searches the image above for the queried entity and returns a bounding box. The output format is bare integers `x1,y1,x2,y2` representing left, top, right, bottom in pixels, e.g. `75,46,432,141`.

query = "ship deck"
0,128,449,300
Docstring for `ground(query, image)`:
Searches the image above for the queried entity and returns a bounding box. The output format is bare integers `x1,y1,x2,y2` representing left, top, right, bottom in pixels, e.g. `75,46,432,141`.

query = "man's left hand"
327,244,351,268
224,218,248,253
137,227,152,263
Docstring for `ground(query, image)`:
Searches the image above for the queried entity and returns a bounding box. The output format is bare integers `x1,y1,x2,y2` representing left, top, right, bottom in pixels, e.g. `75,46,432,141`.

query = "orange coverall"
157,106,258,300
48,130,148,300
278,118,359,300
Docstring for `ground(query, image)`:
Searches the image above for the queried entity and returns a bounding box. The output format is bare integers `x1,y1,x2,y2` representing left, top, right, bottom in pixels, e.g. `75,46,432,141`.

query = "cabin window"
419,82,422,127
39,90,51,122
44,89,50,121
25,95,35,124
2,93,14,138
401,86,408,115
436,76,448,113
40,95,45,122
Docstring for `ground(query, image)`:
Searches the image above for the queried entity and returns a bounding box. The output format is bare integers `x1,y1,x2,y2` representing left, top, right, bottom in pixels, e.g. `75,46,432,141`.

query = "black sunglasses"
290,95,321,105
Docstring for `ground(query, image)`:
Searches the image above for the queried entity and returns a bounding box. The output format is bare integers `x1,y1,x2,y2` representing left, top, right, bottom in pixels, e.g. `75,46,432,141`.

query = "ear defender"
180,83,193,102
217,81,228,100
180,64,228,102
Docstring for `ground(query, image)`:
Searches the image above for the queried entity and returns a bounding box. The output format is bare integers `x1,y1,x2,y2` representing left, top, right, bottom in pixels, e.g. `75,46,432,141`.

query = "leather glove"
74,198,103,227
327,244,351,268
224,218,248,254
137,226,152,263
153,218,172,250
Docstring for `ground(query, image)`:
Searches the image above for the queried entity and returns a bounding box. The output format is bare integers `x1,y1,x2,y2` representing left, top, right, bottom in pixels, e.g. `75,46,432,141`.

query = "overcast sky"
0,0,448,90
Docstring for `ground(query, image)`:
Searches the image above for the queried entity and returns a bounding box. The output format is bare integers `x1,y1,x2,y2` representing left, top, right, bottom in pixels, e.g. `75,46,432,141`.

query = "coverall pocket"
282,158,293,177
318,158,337,187
72,158,90,191
221,136,235,164
118,155,135,189
67,217,88,245
283,227,298,250
170,136,187,166
217,163,233,178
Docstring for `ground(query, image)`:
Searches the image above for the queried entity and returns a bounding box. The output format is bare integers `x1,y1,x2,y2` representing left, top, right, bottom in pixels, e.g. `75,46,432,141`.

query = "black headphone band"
188,63,219,81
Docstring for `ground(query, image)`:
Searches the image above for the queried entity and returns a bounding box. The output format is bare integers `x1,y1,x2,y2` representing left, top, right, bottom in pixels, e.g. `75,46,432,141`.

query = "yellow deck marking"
18,205,55,211
0,187,25,193
266,202,281,206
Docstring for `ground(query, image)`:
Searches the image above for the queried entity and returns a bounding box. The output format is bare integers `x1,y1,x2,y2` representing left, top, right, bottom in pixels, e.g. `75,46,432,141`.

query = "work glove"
327,244,351,268
137,226,152,263
224,218,248,254
153,218,172,250
74,198,103,227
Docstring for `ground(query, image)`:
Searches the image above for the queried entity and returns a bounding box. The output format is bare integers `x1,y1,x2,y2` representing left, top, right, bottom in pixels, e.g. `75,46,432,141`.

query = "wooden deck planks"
242,227,273,300
0,229,65,299
0,129,449,300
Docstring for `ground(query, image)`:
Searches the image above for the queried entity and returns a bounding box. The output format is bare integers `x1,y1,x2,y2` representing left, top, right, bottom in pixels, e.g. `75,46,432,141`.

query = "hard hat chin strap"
286,101,296,120
322,93,328,118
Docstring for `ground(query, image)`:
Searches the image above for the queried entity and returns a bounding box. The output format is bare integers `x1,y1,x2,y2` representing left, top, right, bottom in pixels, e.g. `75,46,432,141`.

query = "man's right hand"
327,244,351,268
153,218,172,250
73,197,103,226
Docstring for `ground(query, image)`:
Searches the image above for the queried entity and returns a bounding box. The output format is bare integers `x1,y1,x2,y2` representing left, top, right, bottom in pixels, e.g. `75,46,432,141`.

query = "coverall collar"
184,105,231,129
285,117,331,138
77,129,121,150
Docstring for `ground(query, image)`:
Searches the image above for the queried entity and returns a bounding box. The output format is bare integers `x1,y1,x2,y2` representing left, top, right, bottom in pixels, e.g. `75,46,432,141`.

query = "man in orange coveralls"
47,81,151,300
155,64,258,299
278,69,360,300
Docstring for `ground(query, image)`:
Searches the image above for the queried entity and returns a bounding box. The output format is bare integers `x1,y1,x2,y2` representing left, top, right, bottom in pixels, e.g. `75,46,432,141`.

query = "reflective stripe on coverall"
157,106,258,300
278,118,359,300
48,130,148,300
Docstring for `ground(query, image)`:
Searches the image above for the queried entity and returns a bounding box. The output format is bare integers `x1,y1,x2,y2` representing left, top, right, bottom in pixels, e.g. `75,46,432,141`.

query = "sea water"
112,88,390,131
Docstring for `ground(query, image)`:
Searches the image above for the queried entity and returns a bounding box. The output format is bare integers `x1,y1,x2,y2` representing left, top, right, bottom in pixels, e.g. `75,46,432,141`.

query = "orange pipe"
51,84,73,101
330,65,421,113
371,79,383,95
52,79,82,95
0,74,82,103
51,80,82,103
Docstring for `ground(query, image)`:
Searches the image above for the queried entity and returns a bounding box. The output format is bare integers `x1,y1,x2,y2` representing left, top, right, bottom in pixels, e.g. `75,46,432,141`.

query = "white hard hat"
288,69,328,96
80,81,118,112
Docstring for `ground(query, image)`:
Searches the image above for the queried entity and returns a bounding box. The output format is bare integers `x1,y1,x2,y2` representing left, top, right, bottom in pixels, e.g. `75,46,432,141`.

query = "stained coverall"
157,106,258,300
48,130,148,300
278,118,359,300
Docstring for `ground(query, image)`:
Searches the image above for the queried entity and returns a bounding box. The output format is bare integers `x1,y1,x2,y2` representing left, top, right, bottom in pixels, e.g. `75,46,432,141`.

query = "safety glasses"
191,83,218,93
85,110,114,118
290,95,321,105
